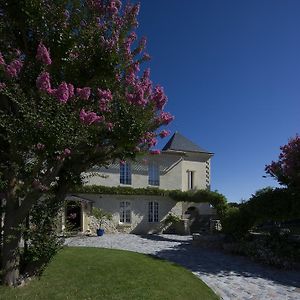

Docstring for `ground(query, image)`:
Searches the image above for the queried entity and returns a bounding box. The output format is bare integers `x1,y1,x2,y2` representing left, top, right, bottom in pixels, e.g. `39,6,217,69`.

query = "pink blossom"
76,87,91,100
150,149,161,155
54,82,69,103
0,82,6,91
141,132,157,147
36,42,52,65
142,53,151,61
11,59,23,73
5,65,17,78
126,88,147,106
151,86,167,110
36,72,52,93
63,148,71,157
156,112,174,125
106,122,114,131
135,36,147,54
265,134,300,187
130,62,140,73
125,71,136,86
159,130,170,138
0,52,5,65
106,0,121,15
98,89,113,101
80,109,104,125
98,89,113,111
5,60,23,78
68,84,75,98
36,143,45,150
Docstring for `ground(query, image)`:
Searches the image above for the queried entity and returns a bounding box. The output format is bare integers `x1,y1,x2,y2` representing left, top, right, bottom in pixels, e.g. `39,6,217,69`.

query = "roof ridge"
162,132,212,154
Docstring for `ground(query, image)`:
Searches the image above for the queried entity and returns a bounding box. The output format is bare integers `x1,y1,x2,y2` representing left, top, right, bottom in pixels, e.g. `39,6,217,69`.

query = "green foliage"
92,207,112,228
169,189,228,218
0,0,172,284
21,196,64,277
73,184,169,196
239,233,300,269
245,187,300,223
221,187,300,239
163,213,182,226
221,206,253,239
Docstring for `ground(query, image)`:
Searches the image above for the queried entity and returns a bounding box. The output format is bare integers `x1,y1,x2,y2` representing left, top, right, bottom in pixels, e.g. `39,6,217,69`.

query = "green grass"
0,247,219,300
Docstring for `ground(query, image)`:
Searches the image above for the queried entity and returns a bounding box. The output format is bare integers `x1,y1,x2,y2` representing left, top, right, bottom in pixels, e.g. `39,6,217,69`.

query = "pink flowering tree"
0,0,173,285
265,135,300,190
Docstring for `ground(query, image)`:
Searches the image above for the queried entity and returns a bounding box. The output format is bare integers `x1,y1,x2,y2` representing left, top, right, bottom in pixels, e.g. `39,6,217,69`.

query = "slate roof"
162,132,212,154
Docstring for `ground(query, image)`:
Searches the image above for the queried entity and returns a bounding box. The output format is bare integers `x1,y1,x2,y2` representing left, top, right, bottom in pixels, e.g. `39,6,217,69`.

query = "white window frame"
119,201,131,224
148,201,159,223
187,170,195,190
148,162,160,186
120,162,132,185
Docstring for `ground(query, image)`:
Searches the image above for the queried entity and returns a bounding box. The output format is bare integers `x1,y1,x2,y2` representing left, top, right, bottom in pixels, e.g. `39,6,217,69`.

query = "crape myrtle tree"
0,0,173,286
265,135,300,190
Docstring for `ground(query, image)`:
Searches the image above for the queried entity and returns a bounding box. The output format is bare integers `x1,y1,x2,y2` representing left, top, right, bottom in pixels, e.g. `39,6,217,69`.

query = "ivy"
169,189,228,218
71,185,170,196
72,185,228,219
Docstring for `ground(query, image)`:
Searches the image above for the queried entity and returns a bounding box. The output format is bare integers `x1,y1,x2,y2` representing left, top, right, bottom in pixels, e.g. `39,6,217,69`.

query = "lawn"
0,247,219,300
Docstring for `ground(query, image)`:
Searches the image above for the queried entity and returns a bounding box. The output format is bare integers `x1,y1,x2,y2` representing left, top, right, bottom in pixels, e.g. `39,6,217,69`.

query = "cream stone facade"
63,132,216,235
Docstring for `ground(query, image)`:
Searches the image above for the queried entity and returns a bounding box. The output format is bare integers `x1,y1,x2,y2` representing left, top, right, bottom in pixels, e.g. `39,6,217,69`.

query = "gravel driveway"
65,234,300,300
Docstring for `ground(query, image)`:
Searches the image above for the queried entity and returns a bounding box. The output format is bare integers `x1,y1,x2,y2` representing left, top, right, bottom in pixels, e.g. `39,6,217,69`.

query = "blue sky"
135,0,300,202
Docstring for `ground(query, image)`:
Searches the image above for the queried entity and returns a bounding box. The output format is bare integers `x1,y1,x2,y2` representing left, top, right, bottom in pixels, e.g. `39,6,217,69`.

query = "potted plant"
92,207,112,236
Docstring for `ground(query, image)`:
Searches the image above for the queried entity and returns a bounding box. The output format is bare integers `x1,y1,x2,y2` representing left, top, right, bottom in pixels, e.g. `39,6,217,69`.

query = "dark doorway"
65,201,82,232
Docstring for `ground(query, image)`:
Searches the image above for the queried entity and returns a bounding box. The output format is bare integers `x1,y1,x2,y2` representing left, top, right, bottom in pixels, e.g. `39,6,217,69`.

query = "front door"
65,201,82,232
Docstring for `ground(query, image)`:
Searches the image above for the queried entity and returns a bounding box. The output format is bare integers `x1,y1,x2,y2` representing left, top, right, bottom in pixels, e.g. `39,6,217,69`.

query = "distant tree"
265,135,300,190
0,0,173,286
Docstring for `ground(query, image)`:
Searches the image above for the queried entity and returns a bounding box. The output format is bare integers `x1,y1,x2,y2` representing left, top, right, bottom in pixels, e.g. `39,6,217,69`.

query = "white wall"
81,152,211,192
181,160,207,191
75,193,183,234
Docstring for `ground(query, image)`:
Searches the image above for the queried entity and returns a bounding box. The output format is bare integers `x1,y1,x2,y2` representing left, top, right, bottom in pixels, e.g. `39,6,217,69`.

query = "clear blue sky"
135,0,300,202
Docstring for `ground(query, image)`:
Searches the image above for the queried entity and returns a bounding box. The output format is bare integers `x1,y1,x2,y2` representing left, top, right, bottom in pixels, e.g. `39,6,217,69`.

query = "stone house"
63,132,216,234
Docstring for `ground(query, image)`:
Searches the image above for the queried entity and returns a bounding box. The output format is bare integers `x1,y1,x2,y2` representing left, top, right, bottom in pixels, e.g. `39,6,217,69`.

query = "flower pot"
97,228,105,236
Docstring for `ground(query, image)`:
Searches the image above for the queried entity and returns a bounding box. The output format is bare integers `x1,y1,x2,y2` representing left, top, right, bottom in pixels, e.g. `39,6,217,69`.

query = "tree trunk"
1,222,21,286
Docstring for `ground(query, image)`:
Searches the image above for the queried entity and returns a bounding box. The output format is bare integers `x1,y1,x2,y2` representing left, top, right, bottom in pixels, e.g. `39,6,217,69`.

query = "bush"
163,214,181,226
92,208,112,228
221,206,253,239
240,233,300,269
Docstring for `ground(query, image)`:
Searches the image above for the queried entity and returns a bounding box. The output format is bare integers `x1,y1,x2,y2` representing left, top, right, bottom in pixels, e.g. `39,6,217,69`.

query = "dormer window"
187,170,194,190
120,162,131,185
148,162,160,186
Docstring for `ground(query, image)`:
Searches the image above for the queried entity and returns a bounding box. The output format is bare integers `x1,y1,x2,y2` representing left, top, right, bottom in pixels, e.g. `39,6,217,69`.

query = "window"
148,201,159,222
120,162,131,185
187,170,194,190
148,162,160,186
120,201,131,223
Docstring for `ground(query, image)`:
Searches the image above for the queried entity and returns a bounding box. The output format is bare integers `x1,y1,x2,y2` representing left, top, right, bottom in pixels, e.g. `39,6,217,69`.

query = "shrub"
163,213,181,226
92,208,112,228
221,206,253,239
240,233,300,269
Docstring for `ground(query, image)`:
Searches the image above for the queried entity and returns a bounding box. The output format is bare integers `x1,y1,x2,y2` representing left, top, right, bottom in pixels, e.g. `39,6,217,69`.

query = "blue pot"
97,229,104,236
